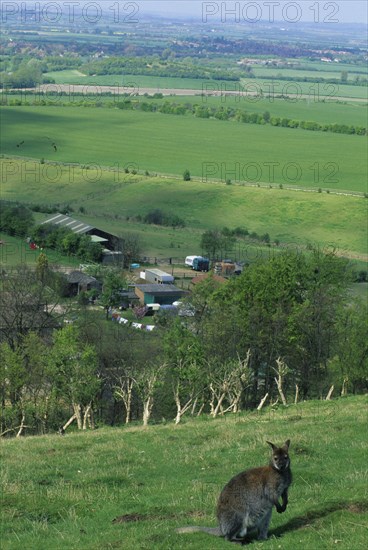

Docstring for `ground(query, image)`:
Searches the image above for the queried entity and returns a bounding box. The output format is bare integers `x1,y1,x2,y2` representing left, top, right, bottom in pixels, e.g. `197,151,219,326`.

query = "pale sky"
139,0,368,24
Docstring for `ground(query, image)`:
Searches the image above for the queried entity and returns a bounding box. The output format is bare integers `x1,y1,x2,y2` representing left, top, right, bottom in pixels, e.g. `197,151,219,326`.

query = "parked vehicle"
185,255,202,267
142,268,174,284
192,257,210,272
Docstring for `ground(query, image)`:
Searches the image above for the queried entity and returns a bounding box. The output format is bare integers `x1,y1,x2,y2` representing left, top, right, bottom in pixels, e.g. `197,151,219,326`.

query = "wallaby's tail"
176,526,222,536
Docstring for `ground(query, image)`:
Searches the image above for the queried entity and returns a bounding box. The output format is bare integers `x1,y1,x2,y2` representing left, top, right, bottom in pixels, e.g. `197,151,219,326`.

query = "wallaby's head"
266,440,290,471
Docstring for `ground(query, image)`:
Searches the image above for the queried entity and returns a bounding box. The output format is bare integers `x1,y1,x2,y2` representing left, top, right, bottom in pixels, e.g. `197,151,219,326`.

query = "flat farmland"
1,106,367,192
44,69,368,99
251,66,367,81
44,70,240,91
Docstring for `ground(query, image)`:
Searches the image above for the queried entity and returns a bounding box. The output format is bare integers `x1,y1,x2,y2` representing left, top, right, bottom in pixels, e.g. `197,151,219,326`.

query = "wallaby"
176,440,291,543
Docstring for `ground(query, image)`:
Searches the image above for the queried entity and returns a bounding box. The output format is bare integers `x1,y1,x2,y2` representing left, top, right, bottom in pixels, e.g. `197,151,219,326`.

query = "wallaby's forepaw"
277,504,287,514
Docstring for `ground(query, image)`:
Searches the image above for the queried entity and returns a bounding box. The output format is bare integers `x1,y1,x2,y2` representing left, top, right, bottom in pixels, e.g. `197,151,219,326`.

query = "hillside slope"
1,396,367,549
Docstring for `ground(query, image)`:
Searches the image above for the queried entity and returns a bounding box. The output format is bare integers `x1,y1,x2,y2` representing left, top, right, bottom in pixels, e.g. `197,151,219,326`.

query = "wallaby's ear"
266,441,276,451
284,439,291,450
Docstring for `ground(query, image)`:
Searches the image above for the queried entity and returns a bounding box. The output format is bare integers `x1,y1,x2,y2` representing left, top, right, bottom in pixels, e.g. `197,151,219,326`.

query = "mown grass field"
1,396,367,549
1,159,367,259
1,106,367,192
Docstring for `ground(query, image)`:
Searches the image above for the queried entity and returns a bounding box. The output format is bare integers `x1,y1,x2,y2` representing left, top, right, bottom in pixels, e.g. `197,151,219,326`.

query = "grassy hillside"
1,159,367,259
1,396,367,549
1,106,367,192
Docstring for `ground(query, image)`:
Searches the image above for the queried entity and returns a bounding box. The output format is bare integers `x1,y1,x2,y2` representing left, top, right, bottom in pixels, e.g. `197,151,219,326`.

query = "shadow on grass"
112,500,368,545
237,500,368,545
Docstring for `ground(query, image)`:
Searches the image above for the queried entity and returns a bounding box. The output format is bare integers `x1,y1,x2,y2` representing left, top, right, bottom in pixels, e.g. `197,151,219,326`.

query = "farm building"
65,271,101,297
42,214,120,251
134,284,188,305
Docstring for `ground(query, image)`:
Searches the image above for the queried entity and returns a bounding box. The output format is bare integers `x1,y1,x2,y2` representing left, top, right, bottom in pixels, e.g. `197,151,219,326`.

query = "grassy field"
152,95,367,127
0,233,80,269
44,70,241,91
1,395,367,549
43,69,368,99
239,77,368,100
1,106,367,192
251,66,367,81
5,92,367,127
1,159,367,259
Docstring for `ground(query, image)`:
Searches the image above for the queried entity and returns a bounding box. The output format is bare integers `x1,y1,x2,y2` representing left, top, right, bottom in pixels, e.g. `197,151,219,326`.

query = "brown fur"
176,440,292,543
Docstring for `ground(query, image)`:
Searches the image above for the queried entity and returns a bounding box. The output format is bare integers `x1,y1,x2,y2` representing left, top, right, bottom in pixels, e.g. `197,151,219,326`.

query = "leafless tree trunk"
82,403,94,429
326,385,334,400
209,382,227,418
73,403,83,430
294,384,299,405
208,351,251,418
16,413,26,437
170,359,203,424
62,413,76,431
257,393,269,410
341,378,348,396
136,363,165,427
173,382,194,424
114,376,135,424
273,357,290,406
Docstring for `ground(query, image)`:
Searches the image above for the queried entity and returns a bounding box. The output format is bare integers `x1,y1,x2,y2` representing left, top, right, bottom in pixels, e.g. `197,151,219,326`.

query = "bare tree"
135,362,166,426
208,351,251,417
113,368,136,424
172,359,204,424
0,265,64,349
273,357,290,406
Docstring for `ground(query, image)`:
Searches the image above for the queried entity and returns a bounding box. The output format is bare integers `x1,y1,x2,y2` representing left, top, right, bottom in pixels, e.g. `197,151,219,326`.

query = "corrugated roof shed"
42,214,95,235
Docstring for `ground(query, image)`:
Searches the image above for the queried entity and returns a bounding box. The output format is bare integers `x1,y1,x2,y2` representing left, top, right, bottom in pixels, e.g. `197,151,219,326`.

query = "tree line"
117,99,367,136
80,56,239,81
1,250,366,437
4,93,365,136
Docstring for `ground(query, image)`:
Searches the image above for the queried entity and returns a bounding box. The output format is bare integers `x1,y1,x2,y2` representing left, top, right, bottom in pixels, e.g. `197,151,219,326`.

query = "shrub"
183,169,191,181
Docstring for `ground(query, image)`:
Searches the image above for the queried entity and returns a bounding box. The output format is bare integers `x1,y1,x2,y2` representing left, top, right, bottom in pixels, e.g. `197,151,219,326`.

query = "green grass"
251,66,367,81
1,159,367,259
162,95,367,127
43,69,368,99
1,106,367,192
239,77,368,100
1,396,367,549
44,70,240,91
5,91,367,127
0,233,80,269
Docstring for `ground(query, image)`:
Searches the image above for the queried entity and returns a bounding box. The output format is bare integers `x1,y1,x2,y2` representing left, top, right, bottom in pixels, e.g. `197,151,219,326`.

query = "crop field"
239,77,368,100
44,70,240,91
44,69,368,99
1,106,367,193
251,66,367,81
1,395,367,550
1,159,367,259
